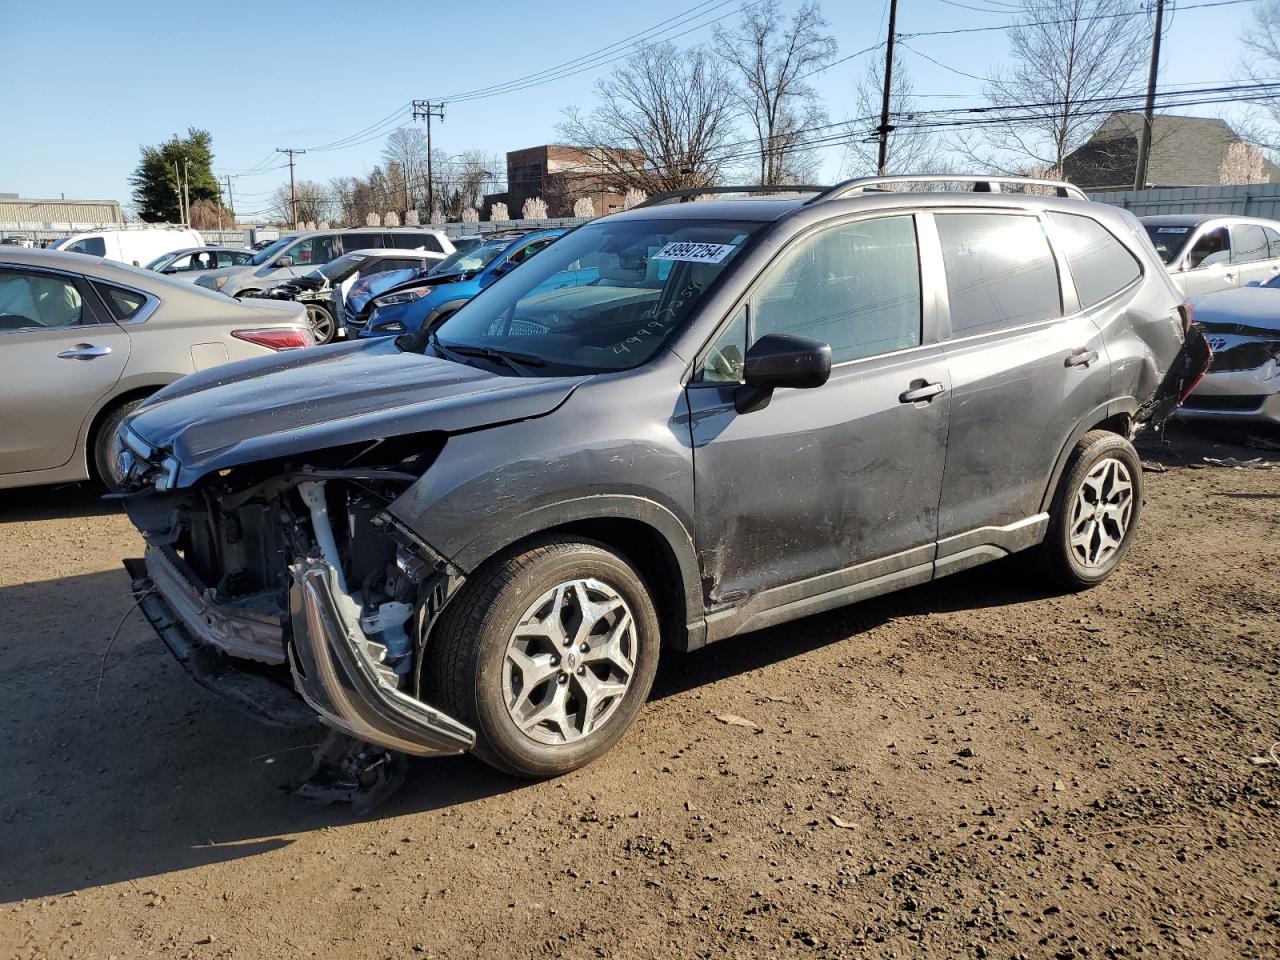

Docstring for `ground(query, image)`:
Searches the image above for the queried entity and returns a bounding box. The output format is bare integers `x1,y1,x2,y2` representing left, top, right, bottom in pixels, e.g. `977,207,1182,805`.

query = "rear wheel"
425,538,661,777
92,398,144,492
305,302,337,344
1037,430,1142,590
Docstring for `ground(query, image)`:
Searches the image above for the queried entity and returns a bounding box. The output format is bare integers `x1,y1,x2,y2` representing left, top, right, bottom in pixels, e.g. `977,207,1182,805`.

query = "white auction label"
653,241,737,263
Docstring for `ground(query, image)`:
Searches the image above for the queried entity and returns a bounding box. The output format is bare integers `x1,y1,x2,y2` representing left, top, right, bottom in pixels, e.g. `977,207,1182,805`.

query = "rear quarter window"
1047,213,1142,309
935,213,1061,336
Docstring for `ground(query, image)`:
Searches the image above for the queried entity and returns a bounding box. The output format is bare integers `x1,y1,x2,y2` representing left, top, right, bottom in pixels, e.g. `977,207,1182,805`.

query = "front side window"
248,235,296,266
506,236,557,265
1232,224,1269,264
1047,213,1141,309
434,218,763,374
0,269,86,331
936,213,1061,336
64,236,106,257
286,235,338,267
750,215,921,364
1186,227,1230,269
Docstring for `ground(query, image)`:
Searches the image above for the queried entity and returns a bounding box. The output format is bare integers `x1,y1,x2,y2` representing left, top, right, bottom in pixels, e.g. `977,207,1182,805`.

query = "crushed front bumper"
287,558,476,757
1177,366,1280,424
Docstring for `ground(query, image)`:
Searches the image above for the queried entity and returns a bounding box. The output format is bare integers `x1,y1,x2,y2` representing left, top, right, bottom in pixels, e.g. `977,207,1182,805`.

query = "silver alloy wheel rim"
1069,457,1134,569
502,578,637,745
307,304,334,343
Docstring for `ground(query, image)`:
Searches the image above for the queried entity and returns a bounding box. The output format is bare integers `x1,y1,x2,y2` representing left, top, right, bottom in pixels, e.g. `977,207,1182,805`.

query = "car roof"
1140,215,1218,227
343,247,437,257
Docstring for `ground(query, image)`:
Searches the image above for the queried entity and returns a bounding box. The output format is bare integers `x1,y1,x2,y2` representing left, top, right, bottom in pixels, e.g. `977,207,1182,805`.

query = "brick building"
484,145,635,218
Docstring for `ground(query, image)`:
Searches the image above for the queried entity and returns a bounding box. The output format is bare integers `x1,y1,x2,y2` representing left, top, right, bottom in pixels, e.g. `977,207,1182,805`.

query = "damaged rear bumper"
287,558,476,757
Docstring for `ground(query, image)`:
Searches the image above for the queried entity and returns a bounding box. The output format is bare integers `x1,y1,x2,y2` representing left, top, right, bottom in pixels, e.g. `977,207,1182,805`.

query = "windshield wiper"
432,335,546,374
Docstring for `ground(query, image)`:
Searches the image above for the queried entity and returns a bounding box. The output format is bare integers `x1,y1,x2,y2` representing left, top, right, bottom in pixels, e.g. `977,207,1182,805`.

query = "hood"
348,268,421,313
1191,287,1280,334
127,337,589,486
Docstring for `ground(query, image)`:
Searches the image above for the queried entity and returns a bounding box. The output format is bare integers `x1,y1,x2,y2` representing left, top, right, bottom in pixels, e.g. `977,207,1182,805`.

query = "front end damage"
122,452,476,808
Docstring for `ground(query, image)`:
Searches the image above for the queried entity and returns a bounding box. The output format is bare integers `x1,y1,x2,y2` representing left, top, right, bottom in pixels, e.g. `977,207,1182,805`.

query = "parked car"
53,228,205,267
250,238,278,251
194,228,453,299
255,248,447,344
1178,280,1280,425
1,235,34,248
1142,214,1280,297
115,176,1209,807
145,246,254,279
0,248,312,493
355,229,564,337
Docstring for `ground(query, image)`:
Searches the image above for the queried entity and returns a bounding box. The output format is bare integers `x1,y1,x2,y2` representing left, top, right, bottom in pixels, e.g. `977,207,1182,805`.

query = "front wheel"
92,398,144,492
425,538,661,777
1036,430,1143,590
305,302,337,344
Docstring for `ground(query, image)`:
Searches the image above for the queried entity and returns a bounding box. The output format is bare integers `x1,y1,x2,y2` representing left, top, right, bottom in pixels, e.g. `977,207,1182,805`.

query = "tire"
92,398,144,492
1036,429,1143,590
305,302,337,344
426,537,661,778
233,288,260,299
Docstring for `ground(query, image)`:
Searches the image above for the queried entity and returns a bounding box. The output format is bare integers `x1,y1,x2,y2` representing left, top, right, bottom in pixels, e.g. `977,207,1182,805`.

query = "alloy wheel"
502,578,637,745
1069,457,1134,569
306,304,335,343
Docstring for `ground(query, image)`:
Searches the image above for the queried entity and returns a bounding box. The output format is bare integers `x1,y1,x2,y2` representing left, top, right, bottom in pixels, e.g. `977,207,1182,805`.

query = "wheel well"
85,387,160,481
507,518,690,651
1093,412,1131,438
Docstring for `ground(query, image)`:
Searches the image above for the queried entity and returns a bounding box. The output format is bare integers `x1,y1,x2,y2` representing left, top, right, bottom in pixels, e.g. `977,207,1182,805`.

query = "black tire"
305,302,337,344
1036,429,1143,590
92,398,144,492
425,537,661,778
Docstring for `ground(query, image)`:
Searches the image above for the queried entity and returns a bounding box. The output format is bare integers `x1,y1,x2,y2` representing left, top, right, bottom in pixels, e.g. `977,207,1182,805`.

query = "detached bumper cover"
287,558,476,757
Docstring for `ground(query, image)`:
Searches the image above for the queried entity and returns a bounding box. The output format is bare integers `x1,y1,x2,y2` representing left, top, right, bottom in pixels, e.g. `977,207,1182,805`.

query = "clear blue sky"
0,0,1257,215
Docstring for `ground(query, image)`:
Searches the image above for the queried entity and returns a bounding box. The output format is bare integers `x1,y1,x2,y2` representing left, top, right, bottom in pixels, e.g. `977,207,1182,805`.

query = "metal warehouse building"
0,193,124,229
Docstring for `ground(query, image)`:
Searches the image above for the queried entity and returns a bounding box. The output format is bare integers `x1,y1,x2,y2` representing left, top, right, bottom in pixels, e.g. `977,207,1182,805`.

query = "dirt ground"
1,421,1277,960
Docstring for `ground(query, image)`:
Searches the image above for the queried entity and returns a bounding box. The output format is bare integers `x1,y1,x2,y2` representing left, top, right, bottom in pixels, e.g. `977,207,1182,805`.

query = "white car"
1180,280,1280,425
1142,215,1280,297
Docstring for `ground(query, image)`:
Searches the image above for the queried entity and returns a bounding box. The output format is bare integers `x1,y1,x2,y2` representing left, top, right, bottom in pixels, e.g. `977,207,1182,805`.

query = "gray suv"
116,176,1209,808
194,227,453,298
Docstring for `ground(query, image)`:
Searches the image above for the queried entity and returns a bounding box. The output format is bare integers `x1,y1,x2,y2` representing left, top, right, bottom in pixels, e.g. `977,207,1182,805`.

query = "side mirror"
161,267,178,275
275,255,294,268
494,259,517,275
734,333,832,414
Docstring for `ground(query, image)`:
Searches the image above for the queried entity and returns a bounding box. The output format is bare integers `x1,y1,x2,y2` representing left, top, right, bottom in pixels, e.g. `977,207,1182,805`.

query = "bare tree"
1239,1,1280,155
559,43,739,193
1219,141,1267,184
951,0,1148,174
844,51,943,177
382,128,429,212
715,0,836,184
269,180,330,226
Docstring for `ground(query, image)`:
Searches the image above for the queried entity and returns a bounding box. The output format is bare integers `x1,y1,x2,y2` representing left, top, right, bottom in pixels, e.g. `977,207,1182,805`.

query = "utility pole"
277,148,305,226
1134,0,1165,190
182,159,191,228
173,161,184,224
223,174,235,220
413,100,446,219
877,0,899,176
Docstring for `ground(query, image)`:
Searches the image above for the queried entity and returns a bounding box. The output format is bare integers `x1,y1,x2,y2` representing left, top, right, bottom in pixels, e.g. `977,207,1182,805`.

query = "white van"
55,228,204,267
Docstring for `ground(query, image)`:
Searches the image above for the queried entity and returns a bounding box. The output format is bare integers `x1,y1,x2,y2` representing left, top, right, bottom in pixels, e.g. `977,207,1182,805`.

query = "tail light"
232,326,315,351
1174,302,1212,404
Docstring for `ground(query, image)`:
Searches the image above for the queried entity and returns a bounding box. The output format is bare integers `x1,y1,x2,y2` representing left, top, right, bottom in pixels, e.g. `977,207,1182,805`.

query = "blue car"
357,229,566,338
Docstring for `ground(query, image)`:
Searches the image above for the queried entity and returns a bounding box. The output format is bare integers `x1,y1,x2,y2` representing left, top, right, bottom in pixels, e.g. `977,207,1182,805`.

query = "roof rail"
635,184,830,208
811,175,1088,202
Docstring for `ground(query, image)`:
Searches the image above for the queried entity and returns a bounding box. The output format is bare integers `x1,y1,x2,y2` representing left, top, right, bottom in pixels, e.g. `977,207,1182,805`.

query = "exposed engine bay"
123,450,476,811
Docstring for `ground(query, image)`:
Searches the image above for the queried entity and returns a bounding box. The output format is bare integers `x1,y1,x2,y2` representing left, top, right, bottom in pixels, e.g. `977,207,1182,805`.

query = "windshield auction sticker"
1156,226,1190,233
653,242,737,264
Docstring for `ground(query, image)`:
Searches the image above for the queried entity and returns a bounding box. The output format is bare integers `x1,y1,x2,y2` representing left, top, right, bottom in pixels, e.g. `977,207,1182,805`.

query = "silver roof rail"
811,175,1088,203
635,185,829,208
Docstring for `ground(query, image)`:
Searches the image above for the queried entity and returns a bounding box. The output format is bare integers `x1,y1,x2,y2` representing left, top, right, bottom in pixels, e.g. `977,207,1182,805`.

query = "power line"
900,0,1256,39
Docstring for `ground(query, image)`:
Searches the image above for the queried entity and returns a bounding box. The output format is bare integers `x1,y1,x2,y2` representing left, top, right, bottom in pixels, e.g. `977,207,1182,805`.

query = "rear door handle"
1223,271,1238,283
899,381,945,403
57,344,112,360
1064,348,1098,368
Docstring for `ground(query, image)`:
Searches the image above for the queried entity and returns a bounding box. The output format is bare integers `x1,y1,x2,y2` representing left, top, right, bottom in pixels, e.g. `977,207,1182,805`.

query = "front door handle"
899,380,945,403
1064,348,1098,368
57,344,112,360
1224,271,1238,283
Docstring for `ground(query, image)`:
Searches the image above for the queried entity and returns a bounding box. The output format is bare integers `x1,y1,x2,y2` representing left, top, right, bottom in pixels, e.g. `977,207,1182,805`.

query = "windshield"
1144,224,1194,264
433,218,762,375
427,238,512,276
143,252,173,270
248,235,296,266
316,252,367,282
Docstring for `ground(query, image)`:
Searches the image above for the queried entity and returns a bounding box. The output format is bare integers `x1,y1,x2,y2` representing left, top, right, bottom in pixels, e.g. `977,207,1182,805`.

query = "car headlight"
374,289,428,307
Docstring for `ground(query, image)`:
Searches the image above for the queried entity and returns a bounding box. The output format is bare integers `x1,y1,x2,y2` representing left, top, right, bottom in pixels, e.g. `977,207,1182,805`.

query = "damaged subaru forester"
116,177,1210,809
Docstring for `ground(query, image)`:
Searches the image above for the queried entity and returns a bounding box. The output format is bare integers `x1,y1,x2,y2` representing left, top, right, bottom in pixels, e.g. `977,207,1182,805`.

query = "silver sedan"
0,248,312,491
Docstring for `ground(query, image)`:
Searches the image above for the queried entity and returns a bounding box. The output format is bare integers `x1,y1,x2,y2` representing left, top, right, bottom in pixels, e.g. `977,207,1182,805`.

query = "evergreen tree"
129,128,225,223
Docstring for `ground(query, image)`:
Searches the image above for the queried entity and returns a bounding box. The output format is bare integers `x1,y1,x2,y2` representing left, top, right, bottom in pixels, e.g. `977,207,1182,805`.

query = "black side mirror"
735,333,832,414
161,267,178,274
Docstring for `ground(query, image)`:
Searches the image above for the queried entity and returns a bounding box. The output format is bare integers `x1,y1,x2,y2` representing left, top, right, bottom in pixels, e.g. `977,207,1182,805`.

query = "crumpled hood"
1191,287,1280,333
126,337,589,486
347,268,422,314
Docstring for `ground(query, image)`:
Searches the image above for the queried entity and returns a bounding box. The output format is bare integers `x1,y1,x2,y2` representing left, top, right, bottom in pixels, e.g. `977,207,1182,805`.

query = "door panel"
687,348,950,604
0,268,129,474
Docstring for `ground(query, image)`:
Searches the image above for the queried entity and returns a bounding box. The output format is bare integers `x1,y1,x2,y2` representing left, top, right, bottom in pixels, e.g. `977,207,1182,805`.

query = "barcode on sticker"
653,242,737,264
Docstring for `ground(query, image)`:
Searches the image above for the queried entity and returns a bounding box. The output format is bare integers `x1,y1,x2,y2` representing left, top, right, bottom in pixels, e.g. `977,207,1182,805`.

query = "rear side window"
1232,224,1269,264
751,215,922,364
65,236,106,257
936,213,1061,336
96,284,147,320
1264,226,1280,257
1047,213,1142,309
391,232,443,252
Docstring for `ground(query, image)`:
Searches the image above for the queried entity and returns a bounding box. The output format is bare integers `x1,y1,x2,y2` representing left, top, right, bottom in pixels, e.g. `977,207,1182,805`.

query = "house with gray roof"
1061,113,1279,190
